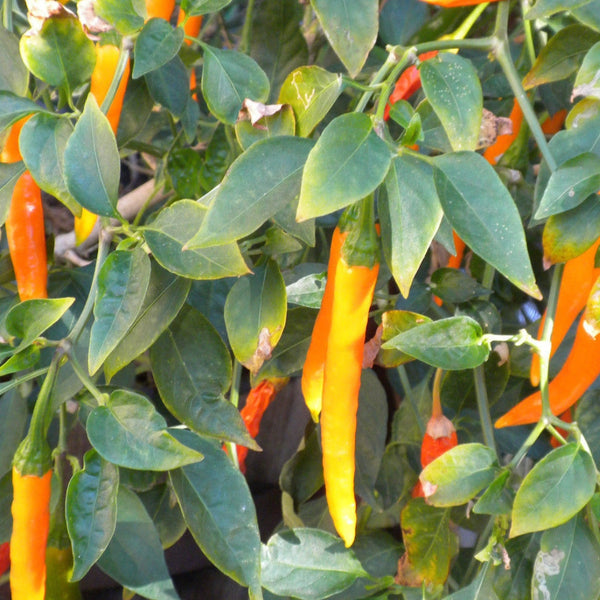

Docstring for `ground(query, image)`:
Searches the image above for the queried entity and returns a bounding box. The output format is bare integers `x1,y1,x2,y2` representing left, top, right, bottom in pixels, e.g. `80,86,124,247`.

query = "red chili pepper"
0,542,9,577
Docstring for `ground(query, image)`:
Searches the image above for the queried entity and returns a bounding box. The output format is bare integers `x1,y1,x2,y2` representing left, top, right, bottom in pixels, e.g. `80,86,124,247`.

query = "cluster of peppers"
302,199,380,547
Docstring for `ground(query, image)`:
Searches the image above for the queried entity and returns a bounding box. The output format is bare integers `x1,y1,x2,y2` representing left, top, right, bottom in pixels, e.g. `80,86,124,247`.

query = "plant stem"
3,0,12,32
539,263,564,419
67,228,112,345
355,51,398,114
508,420,546,469
239,0,256,54
473,365,497,454
99,41,130,117
67,352,107,407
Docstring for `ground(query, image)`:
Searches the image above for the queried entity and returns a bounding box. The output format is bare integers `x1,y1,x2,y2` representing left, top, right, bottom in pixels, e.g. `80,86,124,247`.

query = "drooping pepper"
496,313,600,427
320,198,379,547
530,238,600,386
9,354,61,600
177,9,203,98
1,118,48,301
237,378,288,473
145,0,175,20
412,369,458,498
75,43,131,245
301,227,347,422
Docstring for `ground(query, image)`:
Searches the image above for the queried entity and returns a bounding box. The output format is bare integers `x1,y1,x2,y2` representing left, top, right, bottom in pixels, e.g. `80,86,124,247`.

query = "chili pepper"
0,542,9,577
384,51,438,121
483,99,524,166
237,378,288,473
320,199,379,547
496,313,600,427
75,43,131,245
1,119,48,301
530,238,600,386
301,227,347,422
177,9,203,99
145,0,175,20
9,354,61,600
541,109,567,135
412,369,457,497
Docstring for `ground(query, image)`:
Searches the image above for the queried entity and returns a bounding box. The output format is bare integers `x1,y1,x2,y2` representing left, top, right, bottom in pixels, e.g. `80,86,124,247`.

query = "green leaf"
0,345,39,377
420,53,483,152
0,162,25,226
377,310,431,368
543,192,600,264
169,430,262,595
138,484,186,549
355,370,388,508
201,44,270,124
535,152,600,219
430,269,491,304
151,304,257,447
0,389,27,478
97,486,179,600
250,0,309,100
19,113,80,216
181,0,233,15
224,260,287,373
104,262,191,381
0,26,28,95
420,443,498,506
87,389,204,470
257,307,318,379
145,55,190,117
261,528,369,599
573,41,600,99
89,248,151,375
64,95,121,218
572,1,600,33
472,470,513,516
523,25,600,90
310,0,378,77
285,269,326,309
188,136,313,248
526,0,592,19
143,200,250,279
510,444,596,537
297,113,391,221
382,316,489,370
576,390,600,465
133,18,184,78
0,91,46,131
6,297,74,350
434,151,541,299
380,154,443,297
66,449,119,581
400,500,458,585
95,0,145,35
278,66,343,137
532,514,600,600
19,14,96,93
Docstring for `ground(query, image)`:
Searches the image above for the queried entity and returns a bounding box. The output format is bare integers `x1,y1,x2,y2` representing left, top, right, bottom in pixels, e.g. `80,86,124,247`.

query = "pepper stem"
339,196,379,269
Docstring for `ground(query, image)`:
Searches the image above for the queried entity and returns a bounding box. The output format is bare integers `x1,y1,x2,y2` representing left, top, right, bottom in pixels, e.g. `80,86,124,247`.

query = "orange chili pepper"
145,0,175,20
9,469,52,600
301,227,347,422
177,9,203,99
530,238,600,386
541,109,567,135
1,119,48,301
75,44,130,245
237,378,288,473
483,99,524,166
496,313,600,427
321,204,379,547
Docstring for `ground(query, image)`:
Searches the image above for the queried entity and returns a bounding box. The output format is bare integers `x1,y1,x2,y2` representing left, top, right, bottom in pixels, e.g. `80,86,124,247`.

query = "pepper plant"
1,0,600,599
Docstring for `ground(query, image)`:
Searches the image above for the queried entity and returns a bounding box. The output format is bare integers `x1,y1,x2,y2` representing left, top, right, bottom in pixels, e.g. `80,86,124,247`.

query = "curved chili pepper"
1,119,48,301
530,238,600,386
301,227,347,422
541,109,567,135
145,0,175,20
10,469,52,600
496,313,600,427
320,202,379,547
237,378,288,473
75,43,131,245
